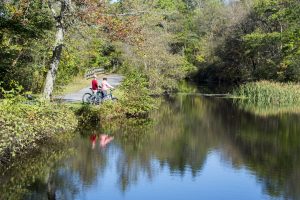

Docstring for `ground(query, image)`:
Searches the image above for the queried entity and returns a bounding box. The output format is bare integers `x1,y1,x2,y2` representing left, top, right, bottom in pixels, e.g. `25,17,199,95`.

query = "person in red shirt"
91,74,99,94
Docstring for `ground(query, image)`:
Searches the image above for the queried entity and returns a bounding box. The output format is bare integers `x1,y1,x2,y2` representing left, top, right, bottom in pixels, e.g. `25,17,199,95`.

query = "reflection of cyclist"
100,134,114,148
90,134,97,149
101,77,114,97
91,74,99,94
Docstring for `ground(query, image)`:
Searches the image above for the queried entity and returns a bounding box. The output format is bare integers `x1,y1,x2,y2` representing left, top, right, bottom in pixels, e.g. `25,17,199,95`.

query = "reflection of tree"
66,136,107,186
24,161,88,200
0,134,77,200
112,95,224,191
112,119,157,192
214,99,300,199
0,132,109,200
147,96,215,175
113,95,300,200
44,134,109,199
116,150,155,192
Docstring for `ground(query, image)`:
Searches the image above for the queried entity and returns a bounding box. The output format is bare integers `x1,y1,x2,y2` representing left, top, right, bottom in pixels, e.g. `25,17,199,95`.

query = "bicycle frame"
83,88,116,105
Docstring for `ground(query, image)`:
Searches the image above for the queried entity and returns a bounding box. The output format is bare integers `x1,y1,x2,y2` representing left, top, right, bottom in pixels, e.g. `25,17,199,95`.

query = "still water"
1,93,300,200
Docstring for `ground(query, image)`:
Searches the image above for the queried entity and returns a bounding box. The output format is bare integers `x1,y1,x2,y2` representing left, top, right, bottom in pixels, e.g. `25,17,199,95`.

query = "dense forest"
1,0,299,97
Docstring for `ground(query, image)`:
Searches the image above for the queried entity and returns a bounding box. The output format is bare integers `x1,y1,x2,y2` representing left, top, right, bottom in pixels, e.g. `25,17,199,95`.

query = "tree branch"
99,10,179,17
47,1,58,17
100,10,150,17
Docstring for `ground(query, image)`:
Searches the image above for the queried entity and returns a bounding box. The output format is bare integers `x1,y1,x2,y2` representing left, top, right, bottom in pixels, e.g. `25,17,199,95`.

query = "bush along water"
119,71,155,117
0,96,77,165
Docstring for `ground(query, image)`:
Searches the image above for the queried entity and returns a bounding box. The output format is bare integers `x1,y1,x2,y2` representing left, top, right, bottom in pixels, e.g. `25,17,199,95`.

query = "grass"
233,81,300,106
54,75,91,96
233,81,300,116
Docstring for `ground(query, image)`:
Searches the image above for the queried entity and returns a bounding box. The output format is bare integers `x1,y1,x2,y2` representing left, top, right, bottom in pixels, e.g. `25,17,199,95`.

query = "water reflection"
90,134,114,149
1,94,300,200
100,134,114,148
234,98,300,116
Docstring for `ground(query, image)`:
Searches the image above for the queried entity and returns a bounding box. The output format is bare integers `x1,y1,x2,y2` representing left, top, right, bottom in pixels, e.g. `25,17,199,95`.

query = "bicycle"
82,87,117,105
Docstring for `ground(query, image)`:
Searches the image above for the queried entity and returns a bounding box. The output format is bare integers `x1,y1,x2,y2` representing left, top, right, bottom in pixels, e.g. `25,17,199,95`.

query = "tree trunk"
43,0,69,99
47,171,56,200
43,22,64,99
11,48,23,67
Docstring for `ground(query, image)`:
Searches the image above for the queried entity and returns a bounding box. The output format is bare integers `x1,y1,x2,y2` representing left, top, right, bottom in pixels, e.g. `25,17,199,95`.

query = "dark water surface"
1,93,300,200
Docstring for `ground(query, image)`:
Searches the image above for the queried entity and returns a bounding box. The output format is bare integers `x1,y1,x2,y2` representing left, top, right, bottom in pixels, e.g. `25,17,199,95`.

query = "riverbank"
0,98,77,165
2,78,300,165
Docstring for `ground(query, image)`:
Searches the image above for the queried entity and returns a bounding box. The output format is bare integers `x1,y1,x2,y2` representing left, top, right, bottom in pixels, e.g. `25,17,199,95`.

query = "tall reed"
233,81,300,106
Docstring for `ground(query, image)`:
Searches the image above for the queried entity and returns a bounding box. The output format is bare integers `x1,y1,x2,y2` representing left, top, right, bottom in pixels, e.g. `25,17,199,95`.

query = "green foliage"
193,0,300,83
114,0,198,95
0,97,77,163
54,27,122,91
0,1,123,95
0,1,54,92
75,104,103,132
177,81,198,93
0,80,24,99
120,71,155,117
1,0,195,97
98,100,124,119
156,0,186,11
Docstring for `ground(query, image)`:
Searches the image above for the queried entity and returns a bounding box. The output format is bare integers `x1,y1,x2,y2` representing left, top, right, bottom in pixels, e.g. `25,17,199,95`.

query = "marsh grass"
233,81,300,106
233,81,300,116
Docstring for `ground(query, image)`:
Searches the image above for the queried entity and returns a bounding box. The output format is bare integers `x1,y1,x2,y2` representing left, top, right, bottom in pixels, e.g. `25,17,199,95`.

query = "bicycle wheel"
111,97,118,101
82,93,94,104
95,96,101,105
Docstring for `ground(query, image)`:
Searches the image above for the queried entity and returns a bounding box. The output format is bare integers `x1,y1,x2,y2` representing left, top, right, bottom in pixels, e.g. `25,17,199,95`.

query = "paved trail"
61,74,123,102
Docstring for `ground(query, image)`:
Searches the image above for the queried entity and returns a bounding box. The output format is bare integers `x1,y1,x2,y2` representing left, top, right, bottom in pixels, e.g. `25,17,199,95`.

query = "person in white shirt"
101,77,114,97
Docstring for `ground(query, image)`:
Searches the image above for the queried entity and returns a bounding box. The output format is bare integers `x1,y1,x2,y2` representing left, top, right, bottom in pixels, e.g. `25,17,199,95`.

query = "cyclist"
101,77,114,97
91,74,99,94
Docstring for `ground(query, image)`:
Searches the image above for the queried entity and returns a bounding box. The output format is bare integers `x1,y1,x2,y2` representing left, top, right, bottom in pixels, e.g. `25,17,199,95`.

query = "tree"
0,0,54,92
43,0,72,99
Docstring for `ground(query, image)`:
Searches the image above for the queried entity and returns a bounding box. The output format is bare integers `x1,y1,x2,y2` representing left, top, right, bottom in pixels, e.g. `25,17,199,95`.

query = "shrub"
0,98,77,164
120,71,155,117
